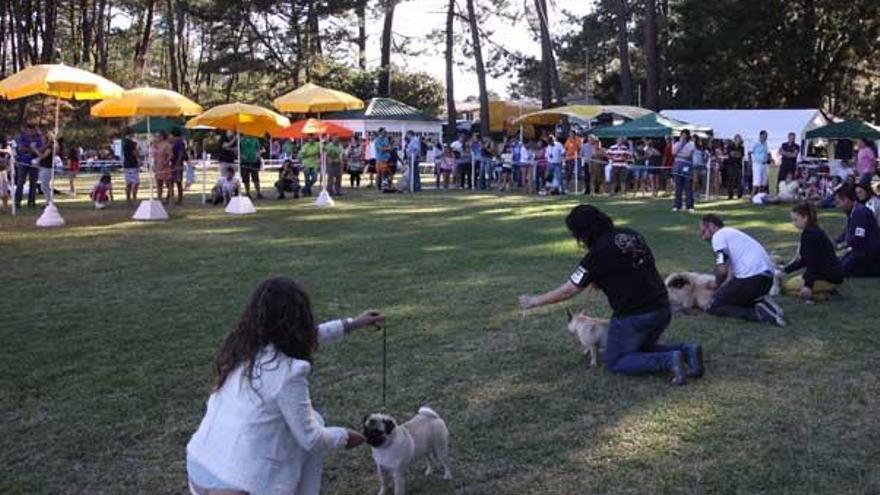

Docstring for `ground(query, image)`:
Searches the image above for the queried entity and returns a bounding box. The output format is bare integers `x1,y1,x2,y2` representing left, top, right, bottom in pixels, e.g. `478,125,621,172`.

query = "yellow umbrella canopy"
0,64,123,101
90,87,203,117
186,102,290,137
273,82,365,114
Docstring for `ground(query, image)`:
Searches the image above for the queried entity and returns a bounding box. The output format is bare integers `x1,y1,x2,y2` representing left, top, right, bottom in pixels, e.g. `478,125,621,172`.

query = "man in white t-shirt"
546,135,566,193
699,214,786,326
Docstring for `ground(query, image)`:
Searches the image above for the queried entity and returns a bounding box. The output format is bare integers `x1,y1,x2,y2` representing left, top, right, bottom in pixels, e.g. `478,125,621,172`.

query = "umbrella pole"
237,127,241,196
10,149,16,216
49,96,60,205
320,136,326,192
148,117,156,201
201,151,207,205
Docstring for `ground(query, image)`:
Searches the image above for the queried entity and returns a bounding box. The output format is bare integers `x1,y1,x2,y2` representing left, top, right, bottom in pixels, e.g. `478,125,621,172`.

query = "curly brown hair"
213,276,318,391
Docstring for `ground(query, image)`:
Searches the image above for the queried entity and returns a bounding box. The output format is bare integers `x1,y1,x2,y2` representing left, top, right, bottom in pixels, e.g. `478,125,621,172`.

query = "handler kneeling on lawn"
186,276,384,495
518,204,702,385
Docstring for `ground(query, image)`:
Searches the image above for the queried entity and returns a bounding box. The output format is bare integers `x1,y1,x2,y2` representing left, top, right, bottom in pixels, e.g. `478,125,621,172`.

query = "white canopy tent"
660,109,829,159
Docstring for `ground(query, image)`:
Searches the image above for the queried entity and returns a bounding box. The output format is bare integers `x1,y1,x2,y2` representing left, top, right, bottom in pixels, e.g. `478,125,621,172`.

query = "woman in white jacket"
186,276,385,495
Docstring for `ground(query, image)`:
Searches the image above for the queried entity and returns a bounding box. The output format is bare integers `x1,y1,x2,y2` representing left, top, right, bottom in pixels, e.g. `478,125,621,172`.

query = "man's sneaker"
669,351,688,386
756,301,786,327
683,343,704,378
687,208,696,213
672,207,680,212
760,295,785,317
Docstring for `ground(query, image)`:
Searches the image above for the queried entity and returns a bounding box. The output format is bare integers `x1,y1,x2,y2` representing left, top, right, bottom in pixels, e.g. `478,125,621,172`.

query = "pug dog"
565,308,609,368
363,406,451,495
665,272,718,312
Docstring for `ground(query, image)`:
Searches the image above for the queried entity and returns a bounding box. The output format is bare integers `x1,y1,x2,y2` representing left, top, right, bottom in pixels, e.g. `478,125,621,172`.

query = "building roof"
324,98,441,122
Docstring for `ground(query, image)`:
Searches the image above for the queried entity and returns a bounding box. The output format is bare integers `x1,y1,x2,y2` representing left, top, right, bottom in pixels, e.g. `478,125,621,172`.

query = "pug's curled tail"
418,406,440,419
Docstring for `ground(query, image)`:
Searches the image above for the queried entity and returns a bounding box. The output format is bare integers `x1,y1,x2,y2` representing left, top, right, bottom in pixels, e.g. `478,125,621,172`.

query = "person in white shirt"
749,130,770,193
546,135,566,194
186,277,385,495
699,214,786,326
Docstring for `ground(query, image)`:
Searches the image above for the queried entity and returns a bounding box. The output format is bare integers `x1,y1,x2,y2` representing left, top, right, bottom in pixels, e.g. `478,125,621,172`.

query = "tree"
378,0,396,96
643,0,659,110
534,0,552,108
445,0,457,141
465,0,490,136
612,0,633,105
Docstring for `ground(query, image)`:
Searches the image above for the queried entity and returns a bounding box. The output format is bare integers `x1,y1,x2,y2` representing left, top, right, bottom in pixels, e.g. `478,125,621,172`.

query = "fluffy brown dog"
665,272,718,311
565,308,609,367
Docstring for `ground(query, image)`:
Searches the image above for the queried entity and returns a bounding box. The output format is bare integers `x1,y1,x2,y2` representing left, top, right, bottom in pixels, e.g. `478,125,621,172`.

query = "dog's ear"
362,415,370,427
565,307,573,322
383,418,395,435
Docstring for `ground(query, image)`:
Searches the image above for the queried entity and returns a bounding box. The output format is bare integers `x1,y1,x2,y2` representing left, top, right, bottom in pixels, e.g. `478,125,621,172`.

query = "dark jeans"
458,162,472,189
303,168,317,195
350,171,362,188
724,164,743,199
275,178,299,197
673,160,694,209
15,163,38,207
605,306,684,375
841,251,880,278
707,274,772,321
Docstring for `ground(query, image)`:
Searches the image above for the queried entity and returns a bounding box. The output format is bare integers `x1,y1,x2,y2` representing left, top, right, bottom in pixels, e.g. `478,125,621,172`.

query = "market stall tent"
591,112,712,138
805,119,880,140
660,109,829,156
323,97,443,144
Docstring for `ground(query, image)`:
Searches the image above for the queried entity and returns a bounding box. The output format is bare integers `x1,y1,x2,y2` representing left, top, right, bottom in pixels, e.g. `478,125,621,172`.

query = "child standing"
440,145,455,189
90,173,113,209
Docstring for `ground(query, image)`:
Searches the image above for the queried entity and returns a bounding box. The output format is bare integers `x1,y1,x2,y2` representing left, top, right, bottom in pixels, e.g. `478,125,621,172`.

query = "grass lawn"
2,184,879,495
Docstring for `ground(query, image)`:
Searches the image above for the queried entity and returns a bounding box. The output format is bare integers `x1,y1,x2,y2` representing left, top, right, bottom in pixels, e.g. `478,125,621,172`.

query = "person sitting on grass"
186,276,385,495
854,181,880,227
211,166,240,206
275,159,301,200
518,204,702,386
834,185,880,278
699,214,786,326
89,173,113,209
783,202,844,302
776,171,801,203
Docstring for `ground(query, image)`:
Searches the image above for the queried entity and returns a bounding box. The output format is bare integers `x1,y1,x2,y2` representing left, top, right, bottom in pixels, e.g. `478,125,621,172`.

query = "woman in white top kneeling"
186,276,385,495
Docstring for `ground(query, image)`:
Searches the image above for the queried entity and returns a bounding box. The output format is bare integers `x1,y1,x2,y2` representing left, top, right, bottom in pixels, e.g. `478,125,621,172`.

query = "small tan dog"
665,272,718,311
565,308,609,367
363,407,451,495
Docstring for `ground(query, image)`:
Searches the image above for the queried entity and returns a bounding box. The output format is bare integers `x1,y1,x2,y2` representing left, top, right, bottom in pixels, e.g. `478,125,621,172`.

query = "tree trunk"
165,0,179,91
93,0,108,74
534,0,552,108
444,0,456,141
356,0,367,70
0,1,7,76
643,0,659,110
466,0,490,136
134,0,155,83
614,0,633,105
39,0,57,63
80,0,92,66
378,0,396,96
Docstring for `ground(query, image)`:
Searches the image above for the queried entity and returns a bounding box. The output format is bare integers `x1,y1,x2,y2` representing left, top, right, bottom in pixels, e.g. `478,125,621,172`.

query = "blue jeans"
673,160,694,209
303,167,318,195
549,162,564,192
605,306,684,375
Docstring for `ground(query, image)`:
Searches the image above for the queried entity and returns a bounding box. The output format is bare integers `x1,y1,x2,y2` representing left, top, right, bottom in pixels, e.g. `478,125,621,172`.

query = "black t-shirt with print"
569,228,669,317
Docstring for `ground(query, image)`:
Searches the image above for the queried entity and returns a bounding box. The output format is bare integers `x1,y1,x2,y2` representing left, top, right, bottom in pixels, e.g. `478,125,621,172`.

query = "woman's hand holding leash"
344,310,386,333
345,430,367,449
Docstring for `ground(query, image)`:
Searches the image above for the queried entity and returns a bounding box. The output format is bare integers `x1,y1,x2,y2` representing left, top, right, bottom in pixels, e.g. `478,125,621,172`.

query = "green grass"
2,185,879,495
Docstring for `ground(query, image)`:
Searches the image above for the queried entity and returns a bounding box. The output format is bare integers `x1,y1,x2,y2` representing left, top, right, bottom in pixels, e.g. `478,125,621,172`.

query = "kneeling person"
212,166,240,206
699,214,785,326
276,159,301,199
783,202,843,300
519,204,702,385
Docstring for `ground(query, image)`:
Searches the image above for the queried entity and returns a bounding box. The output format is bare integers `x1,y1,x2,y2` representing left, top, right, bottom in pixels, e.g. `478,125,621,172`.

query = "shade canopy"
90,87,202,118
272,118,354,139
805,119,880,141
513,104,652,125
0,64,123,101
273,83,365,114
591,112,712,138
186,103,290,137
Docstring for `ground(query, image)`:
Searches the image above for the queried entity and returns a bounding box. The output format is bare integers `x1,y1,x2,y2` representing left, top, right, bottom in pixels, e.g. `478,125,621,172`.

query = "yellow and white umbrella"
272,83,364,115
91,87,203,220
186,103,290,214
0,64,123,225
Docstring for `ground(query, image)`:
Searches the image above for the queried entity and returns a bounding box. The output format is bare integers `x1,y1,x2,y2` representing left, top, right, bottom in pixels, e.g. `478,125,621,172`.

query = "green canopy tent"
590,112,712,139
130,117,190,135
805,119,880,140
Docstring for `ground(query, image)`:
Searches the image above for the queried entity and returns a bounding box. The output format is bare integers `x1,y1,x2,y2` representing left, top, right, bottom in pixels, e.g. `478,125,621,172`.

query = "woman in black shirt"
518,204,703,385
783,202,844,301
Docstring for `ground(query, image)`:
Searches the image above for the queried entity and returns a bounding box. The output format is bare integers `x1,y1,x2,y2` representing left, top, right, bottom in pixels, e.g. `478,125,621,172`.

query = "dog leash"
382,323,387,411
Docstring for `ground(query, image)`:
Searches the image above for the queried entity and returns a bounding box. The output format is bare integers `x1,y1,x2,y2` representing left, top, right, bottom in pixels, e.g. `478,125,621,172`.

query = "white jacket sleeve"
277,360,348,455
317,320,345,345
